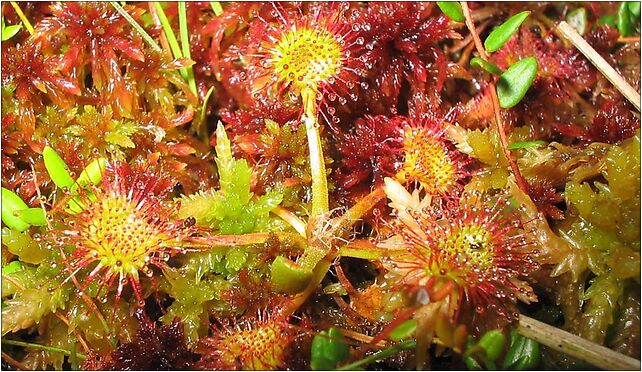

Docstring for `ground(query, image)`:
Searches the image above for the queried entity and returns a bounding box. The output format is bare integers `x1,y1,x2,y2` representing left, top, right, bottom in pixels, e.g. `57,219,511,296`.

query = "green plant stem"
152,2,186,79
178,2,197,95
210,1,223,16
301,86,329,217
460,1,530,195
288,185,387,316
186,232,307,249
2,339,88,361
110,1,161,52
337,340,417,370
9,2,33,35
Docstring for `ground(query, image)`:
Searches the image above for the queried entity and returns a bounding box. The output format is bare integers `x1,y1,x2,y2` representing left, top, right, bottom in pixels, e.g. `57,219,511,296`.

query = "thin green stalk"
337,340,417,370
210,1,223,16
152,2,186,79
110,1,161,52
301,87,329,217
9,2,33,35
178,2,197,95
199,86,215,124
2,339,88,361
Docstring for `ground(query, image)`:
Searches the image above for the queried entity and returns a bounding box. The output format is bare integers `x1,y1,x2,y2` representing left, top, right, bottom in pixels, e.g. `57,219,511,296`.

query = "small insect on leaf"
470,57,503,75
485,11,531,53
502,328,540,370
43,146,75,189
566,7,588,35
14,208,47,227
497,56,538,108
437,2,465,22
507,140,547,150
1,187,30,232
311,327,350,370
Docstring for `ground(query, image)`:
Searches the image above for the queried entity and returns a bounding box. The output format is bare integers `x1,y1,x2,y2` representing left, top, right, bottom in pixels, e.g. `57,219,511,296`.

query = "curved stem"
461,2,530,195
301,87,329,217
272,206,307,237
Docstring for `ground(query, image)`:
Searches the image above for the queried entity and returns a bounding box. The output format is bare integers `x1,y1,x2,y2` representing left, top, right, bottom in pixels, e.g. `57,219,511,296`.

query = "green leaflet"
1,187,30,232
497,56,538,108
388,319,417,341
437,2,465,22
1,17,22,41
507,140,547,150
485,11,531,53
43,146,75,189
178,123,283,234
311,327,350,370
470,57,502,75
503,328,540,370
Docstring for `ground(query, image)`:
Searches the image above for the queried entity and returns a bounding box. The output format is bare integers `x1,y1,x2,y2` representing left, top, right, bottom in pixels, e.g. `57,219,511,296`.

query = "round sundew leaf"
485,11,531,53
436,2,465,22
497,56,538,109
470,57,502,75
14,208,47,227
43,146,75,189
1,188,30,232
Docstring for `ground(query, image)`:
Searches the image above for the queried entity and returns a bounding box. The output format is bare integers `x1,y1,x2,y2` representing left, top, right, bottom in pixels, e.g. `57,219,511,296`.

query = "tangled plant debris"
1,1,640,370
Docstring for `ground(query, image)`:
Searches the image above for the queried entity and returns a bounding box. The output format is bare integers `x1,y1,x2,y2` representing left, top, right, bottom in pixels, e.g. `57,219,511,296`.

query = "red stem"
461,2,531,195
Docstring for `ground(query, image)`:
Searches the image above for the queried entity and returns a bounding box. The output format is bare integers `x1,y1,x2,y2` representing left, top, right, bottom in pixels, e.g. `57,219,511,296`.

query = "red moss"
94,316,196,370
554,93,640,144
349,2,459,115
1,42,80,143
527,180,564,221
334,114,405,189
35,2,146,116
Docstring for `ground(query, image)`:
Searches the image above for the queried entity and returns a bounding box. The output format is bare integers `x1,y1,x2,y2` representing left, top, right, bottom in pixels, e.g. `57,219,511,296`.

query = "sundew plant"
1,2,641,371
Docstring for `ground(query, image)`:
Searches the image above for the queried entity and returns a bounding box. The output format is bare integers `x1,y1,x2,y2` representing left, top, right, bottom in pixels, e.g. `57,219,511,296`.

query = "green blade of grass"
210,1,223,16
110,1,161,52
153,2,187,80
178,1,197,95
